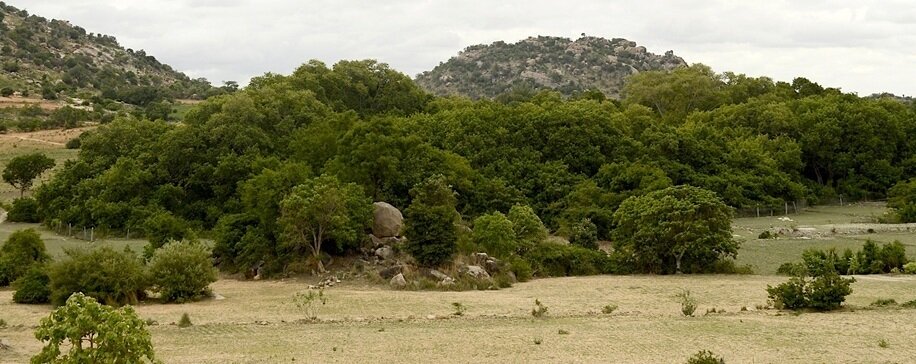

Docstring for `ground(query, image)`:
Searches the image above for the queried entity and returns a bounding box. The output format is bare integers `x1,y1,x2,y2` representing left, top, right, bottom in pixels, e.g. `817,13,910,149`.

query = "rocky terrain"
416,35,687,99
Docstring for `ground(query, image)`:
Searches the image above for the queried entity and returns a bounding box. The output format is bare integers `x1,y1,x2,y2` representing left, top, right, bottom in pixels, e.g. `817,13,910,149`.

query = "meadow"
1,203,915,363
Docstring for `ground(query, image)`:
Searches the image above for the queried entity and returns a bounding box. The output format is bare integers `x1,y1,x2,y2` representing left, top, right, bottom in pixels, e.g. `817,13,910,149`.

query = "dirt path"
10,136,65,146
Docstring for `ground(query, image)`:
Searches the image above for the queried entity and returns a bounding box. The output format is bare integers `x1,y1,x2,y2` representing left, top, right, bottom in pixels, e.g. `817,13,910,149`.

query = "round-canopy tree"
2,153,55,197
612,185,738,274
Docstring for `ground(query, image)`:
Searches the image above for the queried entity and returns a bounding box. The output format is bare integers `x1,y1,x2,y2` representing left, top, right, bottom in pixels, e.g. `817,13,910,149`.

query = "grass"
0,127,87,201
0,222,148,259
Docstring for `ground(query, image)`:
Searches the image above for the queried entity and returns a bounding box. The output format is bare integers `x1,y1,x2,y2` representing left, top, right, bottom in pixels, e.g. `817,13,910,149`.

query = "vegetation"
47,247,148,306
2,152,55,197
785,240,909,276
148,240,217,303
0,228,49,286
404,175,460,267
767,255,855,311
6,196,40,222
472,212,518,259
32,293,156,363
887,178,916,222
676,289,698,316
177,313,192,328
686,350,726,364
293,289,328,321
12,264,51,304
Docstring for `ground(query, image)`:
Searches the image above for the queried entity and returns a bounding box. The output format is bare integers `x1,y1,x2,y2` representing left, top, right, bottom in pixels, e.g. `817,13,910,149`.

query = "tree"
507,204,548,244
278,175,372,272
48,247,148,306
888,178,916,222
0,229,49,286
612,185,738,274
148,240,217,303
472,212,518,259
32,293,156,363
2,153,56,197
404,175,460,267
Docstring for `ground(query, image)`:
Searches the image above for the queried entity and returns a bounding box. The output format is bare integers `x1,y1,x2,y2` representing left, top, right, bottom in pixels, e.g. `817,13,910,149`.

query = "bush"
686,350,725,364
32,293,156,363
148,240,217,303
776,262,806,276
523,242,614,277
767,270,855,311
757,230,773,239
904,262,916,274
472,212,518,259
65,137,81,149
48,247,149,306
507,204,547,246
568,218,598,250
676,289,698,317
178,313,192,328
887,178,916,223
0,228,49,286
404,175,460,267
6,196,40,222
0,87,13,97
144,211,193,249
505,255,533,282
12,265,50,304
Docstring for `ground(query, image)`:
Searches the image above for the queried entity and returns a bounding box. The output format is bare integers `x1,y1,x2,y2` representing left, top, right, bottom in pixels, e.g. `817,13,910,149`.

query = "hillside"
416,35,687,99
0,2,217,103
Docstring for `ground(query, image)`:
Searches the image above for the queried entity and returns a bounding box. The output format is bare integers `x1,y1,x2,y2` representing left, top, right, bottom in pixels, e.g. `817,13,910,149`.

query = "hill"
416,35,687,99
0,2,220,104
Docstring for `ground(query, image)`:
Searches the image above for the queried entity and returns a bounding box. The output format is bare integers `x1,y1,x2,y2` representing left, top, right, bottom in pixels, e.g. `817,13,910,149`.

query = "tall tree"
2,153,55,197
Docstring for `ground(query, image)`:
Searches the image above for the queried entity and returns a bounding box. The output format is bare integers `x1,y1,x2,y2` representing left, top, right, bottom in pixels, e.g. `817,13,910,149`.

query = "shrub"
904,262,916,274
887,178,916,223
507,204,548,246
293,289,327,321
144,211,193,249
65,137,81,149
505,255,533,282
878,241,908,272
12,265,50,304
404,175,460,267
757,230,773,239
568,218,598,250
676,289,698,317
767,270,855,311
6,196,40,222
602,304,618,314
32,293,156,363
776,262,806,276
451,302,466,316
48,247,149,306
870,299,897,307
472,212,518,259
178,313,192,328
0,87,13,97
148,240,217,303
686,350,725,364
523,242,614,277
0,228,49,286
531,299,548,318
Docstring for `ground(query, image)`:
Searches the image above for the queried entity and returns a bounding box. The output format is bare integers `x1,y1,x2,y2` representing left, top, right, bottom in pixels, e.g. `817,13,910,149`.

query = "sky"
13,0,916,96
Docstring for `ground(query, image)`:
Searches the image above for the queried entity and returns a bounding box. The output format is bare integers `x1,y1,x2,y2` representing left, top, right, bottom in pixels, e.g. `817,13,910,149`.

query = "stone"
372,202,404,238
428,269,449,281
437,276,456,287
464,265,491,279
390,273,407,288
378,265,403,279
375,246,394,260
369,234,384,247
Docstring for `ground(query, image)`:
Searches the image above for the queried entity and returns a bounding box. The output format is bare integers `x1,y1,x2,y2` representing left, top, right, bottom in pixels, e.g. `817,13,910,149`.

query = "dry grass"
2,275,916,363
0,127,90,201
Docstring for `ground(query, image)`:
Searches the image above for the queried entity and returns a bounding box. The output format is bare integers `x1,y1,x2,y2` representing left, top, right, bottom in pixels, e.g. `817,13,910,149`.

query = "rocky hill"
0,2,216,103
416,36,687,99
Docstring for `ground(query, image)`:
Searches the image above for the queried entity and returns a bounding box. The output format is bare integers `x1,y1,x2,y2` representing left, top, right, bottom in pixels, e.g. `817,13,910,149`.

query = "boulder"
428,269,449,281
437,276,456,287
375,246,394,260
464,265,491,279
378,265,403,279
372,202,403,238
390,273,407,288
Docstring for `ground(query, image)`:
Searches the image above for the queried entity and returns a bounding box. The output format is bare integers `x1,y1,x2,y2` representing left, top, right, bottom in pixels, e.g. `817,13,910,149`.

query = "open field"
0,127,89,201
1,205,916,363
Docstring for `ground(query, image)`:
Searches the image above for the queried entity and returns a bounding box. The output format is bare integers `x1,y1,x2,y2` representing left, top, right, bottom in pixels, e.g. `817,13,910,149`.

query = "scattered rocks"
309,276,340,289
378,265,403,280
463,265,491,279
375,246,394,260
372,202,404,238
428,269,449,281
390,273,407,288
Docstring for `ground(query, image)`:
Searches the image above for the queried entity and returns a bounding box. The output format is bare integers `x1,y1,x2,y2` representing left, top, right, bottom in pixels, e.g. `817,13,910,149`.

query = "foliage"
7,196,40,222
904,262,916,274
887,178,916,222
767,264,855,311
2,152,55,196
792,241,908,275
568,218,598,250
148,240,217,303
32,293,156,364
601,304,618,314
531,299,548,318
47,247,148,306
523,242,615,277
686,350,726,364
293,289,327,321
144,211,193,249
451,302,467,316
612,186,738,274
13,265,51,304
404,175,460,267
676,289,698,316
278,175,372,272
506,204,548,246
0,228,49,286
472,212,518,259
177,313,192,328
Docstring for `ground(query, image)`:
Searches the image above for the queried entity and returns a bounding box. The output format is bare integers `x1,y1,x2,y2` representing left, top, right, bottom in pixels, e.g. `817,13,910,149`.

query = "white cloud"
13,0,915,95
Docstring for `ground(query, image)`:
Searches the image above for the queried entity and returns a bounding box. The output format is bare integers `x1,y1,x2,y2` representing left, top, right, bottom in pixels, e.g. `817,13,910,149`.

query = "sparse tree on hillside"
2,153,55,197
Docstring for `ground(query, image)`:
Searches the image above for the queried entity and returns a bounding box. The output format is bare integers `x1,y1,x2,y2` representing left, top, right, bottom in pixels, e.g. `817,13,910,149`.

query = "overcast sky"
14,0,916,96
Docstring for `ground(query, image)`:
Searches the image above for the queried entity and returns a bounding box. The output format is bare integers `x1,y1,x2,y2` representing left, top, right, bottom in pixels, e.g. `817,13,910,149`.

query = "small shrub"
6,197,40,223
472,212,518,259
904,262,916,274
531,299,548,318
148,240,217,303
451,302,466,316
901,300,916,308
757,230,772,239
505,256,533,282
602,304,618,314
523,242,615,277
293,289,327,321
177,313,192,328
65,137,81,149
878,339,889,348
870,299,897,307
676,289,697,317
767,271,855,311
686,350,725,364
12,265,50,304
0,229,49,286
0,318,6,328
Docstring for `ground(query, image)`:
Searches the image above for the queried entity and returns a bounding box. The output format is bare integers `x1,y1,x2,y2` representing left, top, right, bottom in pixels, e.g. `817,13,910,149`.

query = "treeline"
30,59,916,274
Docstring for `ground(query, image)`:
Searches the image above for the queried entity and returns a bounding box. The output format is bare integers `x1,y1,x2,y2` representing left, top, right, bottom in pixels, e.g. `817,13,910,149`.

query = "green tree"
278,175,372,272
32,293,156,364
144,211,193,249
568,218,598,250
48,247,148,306
507,204,548,244
2,153,56,197
148,240,217,303
888,178,916,222
612,185,738,274
0,229,50,286
404,175,460,267
472,212,518,258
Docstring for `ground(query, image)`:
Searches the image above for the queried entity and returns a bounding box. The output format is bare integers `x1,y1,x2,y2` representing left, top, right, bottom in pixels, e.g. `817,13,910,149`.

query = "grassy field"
1,204,916,363
0,128,88,202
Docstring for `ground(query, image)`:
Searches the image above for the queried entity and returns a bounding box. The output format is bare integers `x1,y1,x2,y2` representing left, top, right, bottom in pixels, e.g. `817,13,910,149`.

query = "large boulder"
390,273,407,288
463,265,491,280
372,202,403,238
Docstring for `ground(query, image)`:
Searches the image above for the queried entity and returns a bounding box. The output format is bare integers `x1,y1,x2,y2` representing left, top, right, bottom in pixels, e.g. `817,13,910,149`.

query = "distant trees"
612,186,738,274
2,152,55,197
888,178,916,222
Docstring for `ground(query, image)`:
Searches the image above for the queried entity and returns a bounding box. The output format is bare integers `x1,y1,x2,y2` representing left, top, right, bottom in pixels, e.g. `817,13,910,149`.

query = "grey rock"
372,202,404,238
375,246,394,260
378,265,403,279
390,273,407,288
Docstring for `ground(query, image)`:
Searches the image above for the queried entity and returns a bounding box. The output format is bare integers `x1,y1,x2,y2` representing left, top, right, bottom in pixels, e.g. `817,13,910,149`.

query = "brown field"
0,97,63,111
